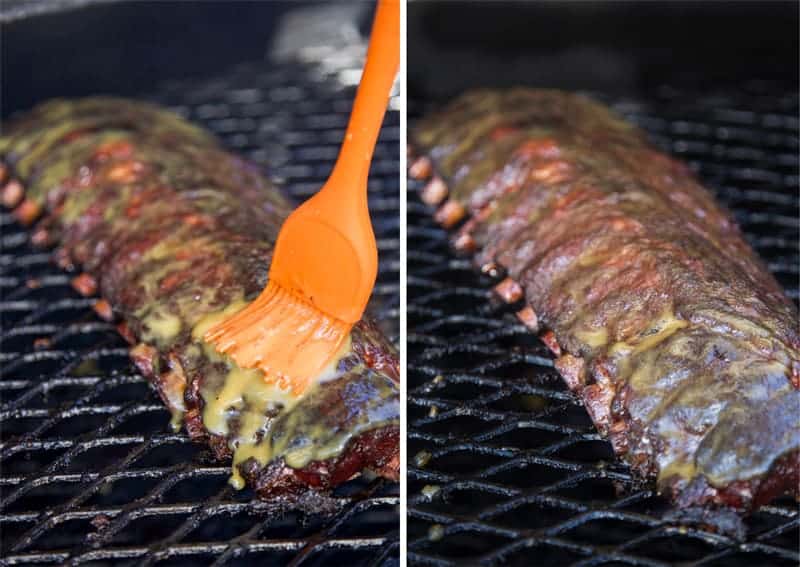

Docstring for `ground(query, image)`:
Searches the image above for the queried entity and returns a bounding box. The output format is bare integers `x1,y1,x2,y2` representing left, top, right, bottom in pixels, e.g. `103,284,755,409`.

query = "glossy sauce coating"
1,98,399,498
412,89,799,511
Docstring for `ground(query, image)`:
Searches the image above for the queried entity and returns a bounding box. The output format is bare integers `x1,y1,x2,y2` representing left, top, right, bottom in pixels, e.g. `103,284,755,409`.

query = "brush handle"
270,0,398,325
325,0,400,198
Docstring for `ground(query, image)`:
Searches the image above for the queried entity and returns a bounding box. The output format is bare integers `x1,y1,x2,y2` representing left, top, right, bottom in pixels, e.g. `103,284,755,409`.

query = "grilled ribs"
410,89,799,511
1,97,399,498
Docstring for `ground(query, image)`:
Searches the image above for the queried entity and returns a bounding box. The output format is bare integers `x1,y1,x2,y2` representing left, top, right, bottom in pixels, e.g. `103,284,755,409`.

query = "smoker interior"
1,3,399,565
407,2,799,565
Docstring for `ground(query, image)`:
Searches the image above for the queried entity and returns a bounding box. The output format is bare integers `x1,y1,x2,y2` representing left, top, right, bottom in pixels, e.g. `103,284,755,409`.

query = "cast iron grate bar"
407,84,799,567
0,56,399,566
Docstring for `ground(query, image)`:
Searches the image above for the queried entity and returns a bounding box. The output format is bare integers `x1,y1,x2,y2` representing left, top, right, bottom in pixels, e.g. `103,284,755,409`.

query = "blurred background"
408,0,799,101
2,0,379,117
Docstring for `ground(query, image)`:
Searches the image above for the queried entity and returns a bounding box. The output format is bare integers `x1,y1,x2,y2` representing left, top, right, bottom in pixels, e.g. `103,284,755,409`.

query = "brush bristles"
204,281,351,395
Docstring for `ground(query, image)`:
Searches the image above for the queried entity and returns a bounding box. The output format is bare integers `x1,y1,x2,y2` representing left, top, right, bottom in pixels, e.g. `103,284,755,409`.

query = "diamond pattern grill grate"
1,58,399,566
407,84,799,566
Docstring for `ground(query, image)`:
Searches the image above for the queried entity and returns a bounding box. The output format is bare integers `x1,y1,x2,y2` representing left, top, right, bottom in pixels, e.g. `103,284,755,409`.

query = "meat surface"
410,89,799,512
1,97,399,498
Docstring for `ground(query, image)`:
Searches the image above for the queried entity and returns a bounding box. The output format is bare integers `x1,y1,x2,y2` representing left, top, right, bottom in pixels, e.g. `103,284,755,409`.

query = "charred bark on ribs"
410,89,799,512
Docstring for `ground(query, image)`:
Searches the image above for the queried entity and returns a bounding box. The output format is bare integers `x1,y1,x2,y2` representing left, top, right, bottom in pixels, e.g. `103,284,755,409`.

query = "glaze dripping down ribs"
410,89,799,512
0,98,399,499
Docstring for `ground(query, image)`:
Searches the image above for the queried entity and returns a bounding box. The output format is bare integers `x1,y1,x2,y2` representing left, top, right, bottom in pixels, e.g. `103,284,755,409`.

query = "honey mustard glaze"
1,97,400,497
191,300,358,489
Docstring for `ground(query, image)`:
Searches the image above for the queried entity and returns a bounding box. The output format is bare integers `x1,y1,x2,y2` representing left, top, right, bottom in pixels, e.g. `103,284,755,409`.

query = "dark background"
1,0,376,118
1,2,280,117
4,0,797,116
408,0,799,101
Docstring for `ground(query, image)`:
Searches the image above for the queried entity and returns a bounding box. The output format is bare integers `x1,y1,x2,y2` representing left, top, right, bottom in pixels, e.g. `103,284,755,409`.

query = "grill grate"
0,57,399,565
407,84,799,566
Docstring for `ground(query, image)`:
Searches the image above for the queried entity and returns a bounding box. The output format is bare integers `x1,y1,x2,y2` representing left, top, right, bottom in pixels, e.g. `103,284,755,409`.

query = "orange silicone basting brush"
205,0,399,394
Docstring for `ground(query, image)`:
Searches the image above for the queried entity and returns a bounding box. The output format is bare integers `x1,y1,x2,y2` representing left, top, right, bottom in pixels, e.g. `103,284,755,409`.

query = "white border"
398,0,408,563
